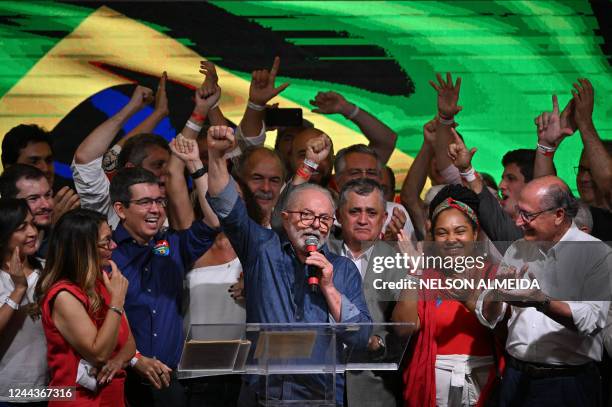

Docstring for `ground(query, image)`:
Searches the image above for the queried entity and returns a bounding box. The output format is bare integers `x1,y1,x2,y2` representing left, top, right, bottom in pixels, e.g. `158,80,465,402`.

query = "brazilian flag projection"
0,1,610,191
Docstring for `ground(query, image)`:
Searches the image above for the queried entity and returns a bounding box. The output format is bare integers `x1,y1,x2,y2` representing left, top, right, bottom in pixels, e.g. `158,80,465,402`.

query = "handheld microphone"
305,236,320,293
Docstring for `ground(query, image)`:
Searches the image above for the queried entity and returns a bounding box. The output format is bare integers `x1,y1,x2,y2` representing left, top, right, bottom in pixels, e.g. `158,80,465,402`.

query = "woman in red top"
36,209,134,406
393,185,503,407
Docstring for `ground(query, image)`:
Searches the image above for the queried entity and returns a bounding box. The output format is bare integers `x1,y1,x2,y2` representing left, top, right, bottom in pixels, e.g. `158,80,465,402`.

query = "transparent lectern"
178,323,413,406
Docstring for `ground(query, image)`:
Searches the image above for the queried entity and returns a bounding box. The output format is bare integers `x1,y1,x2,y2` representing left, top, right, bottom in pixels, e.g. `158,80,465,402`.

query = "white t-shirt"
183,257,246,335
0,269,48,401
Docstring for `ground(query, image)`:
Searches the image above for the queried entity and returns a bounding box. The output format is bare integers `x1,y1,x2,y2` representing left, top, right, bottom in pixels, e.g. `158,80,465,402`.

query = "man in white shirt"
475,176,612,406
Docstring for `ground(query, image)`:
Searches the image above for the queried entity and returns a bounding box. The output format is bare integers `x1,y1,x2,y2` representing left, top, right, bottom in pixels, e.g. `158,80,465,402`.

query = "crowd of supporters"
0,58,611,407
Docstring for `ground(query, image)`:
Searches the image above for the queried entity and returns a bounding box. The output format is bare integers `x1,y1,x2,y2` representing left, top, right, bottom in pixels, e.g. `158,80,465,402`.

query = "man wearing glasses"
108,167,218,407
475,175,612,406
205,126,371,406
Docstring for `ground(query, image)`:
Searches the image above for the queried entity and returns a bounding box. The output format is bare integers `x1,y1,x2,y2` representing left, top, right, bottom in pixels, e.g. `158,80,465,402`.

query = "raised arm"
200,61,229,127
310,91,397,164
271,133,332,232
429,72,463,179
573,78,612,206
169,135,220,229
533,95,575,178
74,86,153,164
240,56,289,138
400,118,437,241
207,126,237,197
165,71,220,229
117,73,170,149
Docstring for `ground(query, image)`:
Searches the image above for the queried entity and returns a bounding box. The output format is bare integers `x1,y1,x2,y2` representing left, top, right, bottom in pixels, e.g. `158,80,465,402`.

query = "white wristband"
537,143,556,154
303,159,319,171
459,167,477,182
247,101,266,112
438,116,455,126
186,120,203,133
3,297,19,310
346,104,360,120
211,100,220,110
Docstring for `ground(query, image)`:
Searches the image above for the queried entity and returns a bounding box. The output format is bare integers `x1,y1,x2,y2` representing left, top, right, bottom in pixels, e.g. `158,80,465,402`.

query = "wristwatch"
535,295,551,313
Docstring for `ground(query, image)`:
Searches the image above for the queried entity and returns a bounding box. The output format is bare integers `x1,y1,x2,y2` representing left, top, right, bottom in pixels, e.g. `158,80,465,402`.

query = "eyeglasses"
573,165,590,175
516,206,559,223
97,238,115,250
285,211,335,230
125,197,168,208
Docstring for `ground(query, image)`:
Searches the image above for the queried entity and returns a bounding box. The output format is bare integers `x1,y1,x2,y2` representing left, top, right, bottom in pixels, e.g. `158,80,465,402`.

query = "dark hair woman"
0,199,47,406
36,209,134,406
393,185,503,407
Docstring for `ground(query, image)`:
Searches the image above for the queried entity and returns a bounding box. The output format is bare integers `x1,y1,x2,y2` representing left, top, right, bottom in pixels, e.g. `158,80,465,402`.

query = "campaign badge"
153,240,170,256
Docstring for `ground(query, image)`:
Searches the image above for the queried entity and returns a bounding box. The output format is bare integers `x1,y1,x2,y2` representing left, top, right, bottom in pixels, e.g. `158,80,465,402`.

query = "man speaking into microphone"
205,126,372,406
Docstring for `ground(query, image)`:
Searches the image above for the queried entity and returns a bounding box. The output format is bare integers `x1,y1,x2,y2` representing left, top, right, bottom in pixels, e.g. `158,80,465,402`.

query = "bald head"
517,176,579,242
521,176,569,203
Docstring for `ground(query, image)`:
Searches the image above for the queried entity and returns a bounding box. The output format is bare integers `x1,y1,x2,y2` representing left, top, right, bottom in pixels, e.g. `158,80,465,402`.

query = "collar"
342,242,375,262
538,222,577,258
114,222,159,247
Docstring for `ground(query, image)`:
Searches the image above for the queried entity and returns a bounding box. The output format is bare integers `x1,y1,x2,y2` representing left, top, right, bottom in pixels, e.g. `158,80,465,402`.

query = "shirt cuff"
475,289,506,329
567,301,609,337
225,122,266,159
206,177,239,219
329,294,361,323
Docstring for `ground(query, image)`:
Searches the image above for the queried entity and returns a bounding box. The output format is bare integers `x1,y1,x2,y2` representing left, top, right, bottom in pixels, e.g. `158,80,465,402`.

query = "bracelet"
109,306,123,316
191,167,206,180
459,167,477,182
129,351,142,368
303,159,319,172
295,165,312,181
535,295,551,313
211,100,220,110
191,112,206,123
537,143,556,157
3,297,19,311
185,120,203,133
247,100,266,112
438,115,455,126
345,104,360,120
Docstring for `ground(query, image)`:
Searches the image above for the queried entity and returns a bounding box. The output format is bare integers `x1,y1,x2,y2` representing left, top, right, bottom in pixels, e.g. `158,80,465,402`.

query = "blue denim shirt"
112,220,217,368
207,179,371,404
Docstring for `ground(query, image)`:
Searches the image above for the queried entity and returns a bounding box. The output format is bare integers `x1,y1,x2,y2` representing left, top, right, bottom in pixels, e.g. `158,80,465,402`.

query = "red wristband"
191,112,206,123
296,165,312,180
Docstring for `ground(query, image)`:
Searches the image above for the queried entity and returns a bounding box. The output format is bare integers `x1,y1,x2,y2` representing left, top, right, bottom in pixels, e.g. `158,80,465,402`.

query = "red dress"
402,266,505,407
42,279,130,407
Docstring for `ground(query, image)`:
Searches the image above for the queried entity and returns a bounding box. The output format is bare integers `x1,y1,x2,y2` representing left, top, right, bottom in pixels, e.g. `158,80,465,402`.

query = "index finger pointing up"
552,94,560,114
269,56,281,79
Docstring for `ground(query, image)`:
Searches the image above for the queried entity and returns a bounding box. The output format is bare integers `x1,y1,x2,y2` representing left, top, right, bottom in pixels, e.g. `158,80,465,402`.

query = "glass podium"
178,323,414,406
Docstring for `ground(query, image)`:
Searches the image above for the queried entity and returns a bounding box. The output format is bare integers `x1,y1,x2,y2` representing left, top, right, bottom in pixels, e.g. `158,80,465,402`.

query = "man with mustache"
234,146,284,227
0,164,79,257
205,125,371,406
